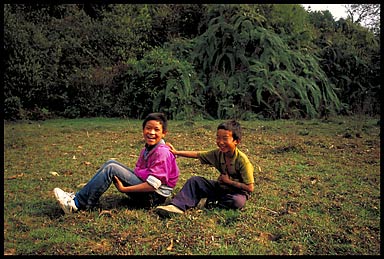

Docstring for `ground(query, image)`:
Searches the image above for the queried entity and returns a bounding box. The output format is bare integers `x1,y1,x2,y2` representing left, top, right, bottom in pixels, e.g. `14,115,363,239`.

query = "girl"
54,113,179,214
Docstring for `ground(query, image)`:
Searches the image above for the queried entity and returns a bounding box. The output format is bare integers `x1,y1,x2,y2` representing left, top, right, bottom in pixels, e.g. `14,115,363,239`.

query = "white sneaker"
197,198,207,209
53,188,78,214
155,204,184,218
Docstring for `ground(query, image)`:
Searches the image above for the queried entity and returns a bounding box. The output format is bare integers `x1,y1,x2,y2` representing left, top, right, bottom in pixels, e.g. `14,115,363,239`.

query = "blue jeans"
75,160,164,209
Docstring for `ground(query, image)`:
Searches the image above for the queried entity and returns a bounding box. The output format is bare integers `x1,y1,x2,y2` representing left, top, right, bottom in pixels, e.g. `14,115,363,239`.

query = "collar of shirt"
144,139,165,160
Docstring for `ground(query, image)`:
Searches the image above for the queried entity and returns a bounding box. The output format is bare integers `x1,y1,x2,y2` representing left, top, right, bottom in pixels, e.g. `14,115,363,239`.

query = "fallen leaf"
6,173,24,180
49,171,60,176
310,177,317,184
99,210,113,217
258,232,280,241
166,239,173,251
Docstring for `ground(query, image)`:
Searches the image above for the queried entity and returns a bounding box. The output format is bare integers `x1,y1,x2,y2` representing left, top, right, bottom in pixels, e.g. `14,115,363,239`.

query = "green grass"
3,116,380,255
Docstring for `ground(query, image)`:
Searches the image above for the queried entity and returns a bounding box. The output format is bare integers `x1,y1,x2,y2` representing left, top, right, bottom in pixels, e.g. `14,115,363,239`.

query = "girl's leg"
171,176,218,211
75,160,143,209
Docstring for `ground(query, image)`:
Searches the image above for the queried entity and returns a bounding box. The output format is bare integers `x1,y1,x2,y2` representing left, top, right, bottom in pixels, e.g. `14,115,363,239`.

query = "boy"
53,112,179,214
155,120,254,217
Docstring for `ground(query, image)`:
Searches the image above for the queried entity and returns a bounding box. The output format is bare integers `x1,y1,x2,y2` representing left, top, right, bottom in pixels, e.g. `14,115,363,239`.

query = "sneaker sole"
154,207,184,218
58,201,72,214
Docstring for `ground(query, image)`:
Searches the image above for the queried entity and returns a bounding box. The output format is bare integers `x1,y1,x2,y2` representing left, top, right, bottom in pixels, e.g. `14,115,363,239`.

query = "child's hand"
113,176,124,191
218,173,230,184
166,142,177,154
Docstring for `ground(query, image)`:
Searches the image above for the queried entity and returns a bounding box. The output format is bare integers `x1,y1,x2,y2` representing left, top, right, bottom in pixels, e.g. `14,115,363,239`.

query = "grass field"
3,116,380,255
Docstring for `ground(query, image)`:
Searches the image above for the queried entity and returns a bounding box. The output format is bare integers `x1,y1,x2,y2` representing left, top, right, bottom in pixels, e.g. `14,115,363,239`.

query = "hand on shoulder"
166,142,177,154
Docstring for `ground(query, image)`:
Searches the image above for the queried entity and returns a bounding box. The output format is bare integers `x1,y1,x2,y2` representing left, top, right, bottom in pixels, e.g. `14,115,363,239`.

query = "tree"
345,4,380,35
308,9,380,115
3,3,380,120
192,4,341,119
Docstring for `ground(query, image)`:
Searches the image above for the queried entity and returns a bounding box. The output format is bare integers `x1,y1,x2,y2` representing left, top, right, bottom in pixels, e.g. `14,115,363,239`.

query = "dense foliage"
3,4,380,120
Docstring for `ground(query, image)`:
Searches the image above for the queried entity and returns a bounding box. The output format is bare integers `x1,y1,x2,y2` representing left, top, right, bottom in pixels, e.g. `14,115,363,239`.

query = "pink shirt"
134,143,179,188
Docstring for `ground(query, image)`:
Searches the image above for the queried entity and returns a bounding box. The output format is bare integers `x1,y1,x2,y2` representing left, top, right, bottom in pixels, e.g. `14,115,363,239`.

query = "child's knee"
188,175,202,183
231,195,246,209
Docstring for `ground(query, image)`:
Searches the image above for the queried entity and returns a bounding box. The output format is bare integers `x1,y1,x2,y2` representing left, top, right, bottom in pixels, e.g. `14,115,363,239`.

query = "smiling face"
216,129,239,155
143,120,166,146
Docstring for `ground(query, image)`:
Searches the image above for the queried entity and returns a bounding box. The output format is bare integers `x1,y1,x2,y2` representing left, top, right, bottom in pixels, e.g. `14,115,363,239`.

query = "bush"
4,96,22,121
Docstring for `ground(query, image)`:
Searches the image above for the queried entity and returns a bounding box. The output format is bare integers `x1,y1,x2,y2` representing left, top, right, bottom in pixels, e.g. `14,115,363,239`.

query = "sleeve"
146,175,162,189
198,149,219,165
239,154,254,184
197,149,224,173
241,160,254,184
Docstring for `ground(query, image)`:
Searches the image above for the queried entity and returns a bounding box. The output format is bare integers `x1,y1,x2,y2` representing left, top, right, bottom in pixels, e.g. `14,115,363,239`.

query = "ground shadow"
42,193,162,218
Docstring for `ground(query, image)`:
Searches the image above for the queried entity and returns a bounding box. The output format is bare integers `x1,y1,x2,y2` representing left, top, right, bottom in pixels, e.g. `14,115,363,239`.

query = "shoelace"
67,192,78,211
64,195,76,212
67,192,76,199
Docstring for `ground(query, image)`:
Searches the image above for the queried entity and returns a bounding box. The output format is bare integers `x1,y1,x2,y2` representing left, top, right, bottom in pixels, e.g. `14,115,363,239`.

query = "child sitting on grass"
155,119,254,217
53,112,179,214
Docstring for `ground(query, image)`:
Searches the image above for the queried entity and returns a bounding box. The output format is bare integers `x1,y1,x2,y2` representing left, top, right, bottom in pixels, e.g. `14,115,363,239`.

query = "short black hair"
217,120,242,141
142,113,168,132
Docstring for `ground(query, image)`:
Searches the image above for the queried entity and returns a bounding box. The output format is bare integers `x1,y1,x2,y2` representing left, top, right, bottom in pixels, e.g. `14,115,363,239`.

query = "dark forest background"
3,4,380,121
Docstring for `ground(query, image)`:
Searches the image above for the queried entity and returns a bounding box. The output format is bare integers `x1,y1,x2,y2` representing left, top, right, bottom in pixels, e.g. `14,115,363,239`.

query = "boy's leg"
216,193,247,210
170,176,217,211
76,160,142,209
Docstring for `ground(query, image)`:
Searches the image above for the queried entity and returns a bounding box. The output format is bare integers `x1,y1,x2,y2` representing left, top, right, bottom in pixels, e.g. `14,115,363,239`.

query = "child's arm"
113,176,155,193
218,174,254,192
166,142,199,158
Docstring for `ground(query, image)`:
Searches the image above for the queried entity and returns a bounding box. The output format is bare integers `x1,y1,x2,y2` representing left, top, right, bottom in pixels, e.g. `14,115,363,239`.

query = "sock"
73,197,80,209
